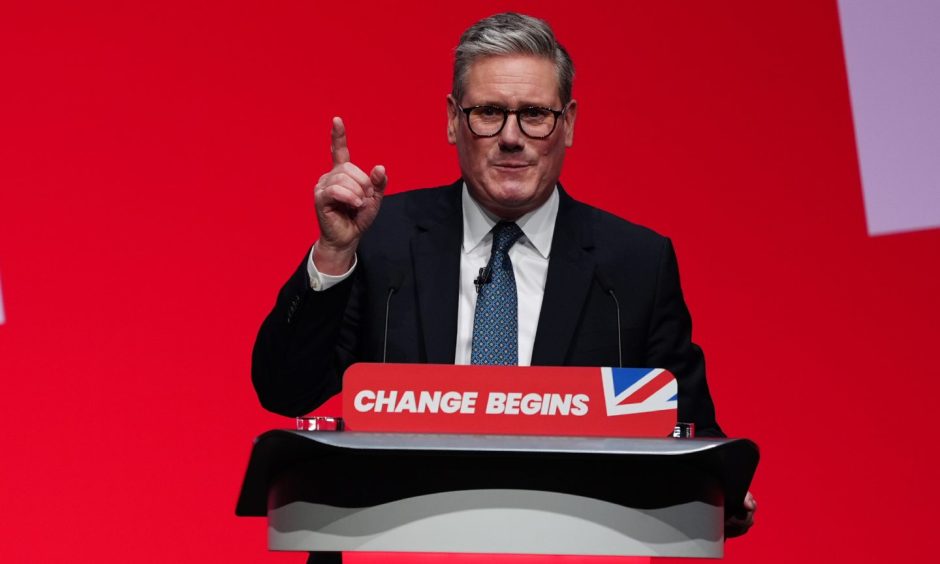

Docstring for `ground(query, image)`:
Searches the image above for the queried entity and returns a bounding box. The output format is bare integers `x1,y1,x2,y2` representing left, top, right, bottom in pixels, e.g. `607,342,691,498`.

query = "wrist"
313,240,356,275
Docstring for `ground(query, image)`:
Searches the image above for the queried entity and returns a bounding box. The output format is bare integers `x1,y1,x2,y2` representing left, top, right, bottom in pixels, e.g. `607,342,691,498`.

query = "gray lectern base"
270,490,721,556
237,431,758,559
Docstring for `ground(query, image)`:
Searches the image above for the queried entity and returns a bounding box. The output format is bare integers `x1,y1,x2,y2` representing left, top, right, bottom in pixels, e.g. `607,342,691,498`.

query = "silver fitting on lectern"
296,416,345,431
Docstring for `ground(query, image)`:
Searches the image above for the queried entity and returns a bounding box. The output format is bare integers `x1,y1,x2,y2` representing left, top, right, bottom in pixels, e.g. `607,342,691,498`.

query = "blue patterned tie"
471,222,524,365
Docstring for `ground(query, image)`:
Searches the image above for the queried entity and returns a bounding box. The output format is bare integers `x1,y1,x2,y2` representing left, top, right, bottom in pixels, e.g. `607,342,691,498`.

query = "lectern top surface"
294,431,732,456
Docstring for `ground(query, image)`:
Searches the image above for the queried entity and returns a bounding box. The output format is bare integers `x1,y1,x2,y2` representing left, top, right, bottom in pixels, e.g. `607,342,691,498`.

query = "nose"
498,113,524,152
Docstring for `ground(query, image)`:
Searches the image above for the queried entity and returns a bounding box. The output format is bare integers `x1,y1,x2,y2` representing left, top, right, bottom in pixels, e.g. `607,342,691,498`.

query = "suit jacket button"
287,296,300,323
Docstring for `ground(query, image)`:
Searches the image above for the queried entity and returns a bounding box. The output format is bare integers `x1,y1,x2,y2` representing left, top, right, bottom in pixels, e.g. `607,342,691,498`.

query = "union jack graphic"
601,367,677,416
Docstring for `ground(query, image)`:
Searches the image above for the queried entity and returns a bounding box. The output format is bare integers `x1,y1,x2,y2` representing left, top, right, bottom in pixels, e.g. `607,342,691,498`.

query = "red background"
2,1,938,562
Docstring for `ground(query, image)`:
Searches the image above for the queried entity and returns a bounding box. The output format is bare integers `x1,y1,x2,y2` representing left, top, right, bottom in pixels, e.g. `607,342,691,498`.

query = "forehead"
462,54,560,106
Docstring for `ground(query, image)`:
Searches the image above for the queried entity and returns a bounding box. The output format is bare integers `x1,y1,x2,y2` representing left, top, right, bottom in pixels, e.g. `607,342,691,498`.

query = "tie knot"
492,222,523,255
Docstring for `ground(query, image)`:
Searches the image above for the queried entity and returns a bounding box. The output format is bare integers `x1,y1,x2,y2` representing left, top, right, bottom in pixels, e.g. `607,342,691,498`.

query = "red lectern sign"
342,363,678,437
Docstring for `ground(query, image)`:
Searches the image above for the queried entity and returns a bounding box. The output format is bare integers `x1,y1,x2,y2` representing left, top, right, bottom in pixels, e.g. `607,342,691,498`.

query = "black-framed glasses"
458,104,566,139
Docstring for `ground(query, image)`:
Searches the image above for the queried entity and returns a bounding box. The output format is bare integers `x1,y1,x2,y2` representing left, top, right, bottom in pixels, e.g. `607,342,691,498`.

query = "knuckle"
323,174,355,193
340,161,366,176
322,185,343,200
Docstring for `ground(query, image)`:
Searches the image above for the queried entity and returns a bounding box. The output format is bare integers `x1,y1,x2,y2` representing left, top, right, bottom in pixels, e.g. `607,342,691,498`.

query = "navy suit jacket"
252,180,721,436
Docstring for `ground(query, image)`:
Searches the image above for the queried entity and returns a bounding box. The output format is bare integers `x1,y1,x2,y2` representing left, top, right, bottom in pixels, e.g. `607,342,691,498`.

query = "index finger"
330,116,350,165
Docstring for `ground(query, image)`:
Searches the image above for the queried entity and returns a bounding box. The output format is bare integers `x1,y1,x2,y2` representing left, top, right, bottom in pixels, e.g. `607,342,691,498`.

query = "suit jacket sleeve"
647,238,721,437
251,249,361,416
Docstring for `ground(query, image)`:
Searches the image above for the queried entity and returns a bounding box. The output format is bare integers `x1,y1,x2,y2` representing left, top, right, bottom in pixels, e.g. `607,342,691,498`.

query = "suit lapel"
532,189,596,365
411,182,463,363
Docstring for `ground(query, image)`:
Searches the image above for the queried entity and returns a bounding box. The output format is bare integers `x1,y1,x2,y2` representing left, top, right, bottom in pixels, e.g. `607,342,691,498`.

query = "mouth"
491,162,532,171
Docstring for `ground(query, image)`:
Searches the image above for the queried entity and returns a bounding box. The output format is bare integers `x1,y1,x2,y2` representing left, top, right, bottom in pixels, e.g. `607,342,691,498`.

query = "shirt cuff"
306,242,357,291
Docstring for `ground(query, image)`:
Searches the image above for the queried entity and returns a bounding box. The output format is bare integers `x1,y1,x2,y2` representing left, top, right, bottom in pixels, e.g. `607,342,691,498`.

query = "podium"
236,430,758,559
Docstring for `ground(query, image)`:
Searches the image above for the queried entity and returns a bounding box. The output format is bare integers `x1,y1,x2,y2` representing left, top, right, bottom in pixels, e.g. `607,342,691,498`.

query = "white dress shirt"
307,183,559,366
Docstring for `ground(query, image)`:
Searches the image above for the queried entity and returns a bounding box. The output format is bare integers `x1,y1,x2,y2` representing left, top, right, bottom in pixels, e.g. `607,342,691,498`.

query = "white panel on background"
0,272,5,325
838,0,940,236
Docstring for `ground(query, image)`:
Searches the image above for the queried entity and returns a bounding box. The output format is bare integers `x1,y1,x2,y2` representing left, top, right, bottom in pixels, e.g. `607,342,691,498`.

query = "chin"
489,187,535,207
490,193,542,220
486,175,535,197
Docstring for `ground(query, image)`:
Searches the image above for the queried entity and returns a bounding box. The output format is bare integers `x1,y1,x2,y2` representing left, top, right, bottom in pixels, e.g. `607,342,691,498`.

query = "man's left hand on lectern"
725,491,756,537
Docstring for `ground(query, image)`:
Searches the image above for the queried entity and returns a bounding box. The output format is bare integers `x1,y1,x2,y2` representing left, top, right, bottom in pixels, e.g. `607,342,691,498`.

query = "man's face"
447,54,577,219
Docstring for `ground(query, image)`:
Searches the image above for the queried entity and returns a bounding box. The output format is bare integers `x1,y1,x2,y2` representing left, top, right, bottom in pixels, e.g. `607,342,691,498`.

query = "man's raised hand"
313,117,387,274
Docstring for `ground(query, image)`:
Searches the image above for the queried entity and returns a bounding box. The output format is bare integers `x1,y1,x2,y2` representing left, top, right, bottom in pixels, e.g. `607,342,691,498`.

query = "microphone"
595,270,623,368
474,263,493,293
382,271,405,363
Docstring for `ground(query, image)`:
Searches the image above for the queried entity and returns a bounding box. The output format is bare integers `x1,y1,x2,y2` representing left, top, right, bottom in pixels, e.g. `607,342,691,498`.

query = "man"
252,12,754,534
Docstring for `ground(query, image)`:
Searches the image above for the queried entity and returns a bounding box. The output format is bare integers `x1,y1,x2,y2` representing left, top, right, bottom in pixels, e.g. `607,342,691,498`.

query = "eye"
519,107,551,122
476,106,503,118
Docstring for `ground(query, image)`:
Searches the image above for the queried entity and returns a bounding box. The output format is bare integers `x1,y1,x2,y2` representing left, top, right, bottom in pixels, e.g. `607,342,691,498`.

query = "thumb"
744,491,757,511
370,165,388,193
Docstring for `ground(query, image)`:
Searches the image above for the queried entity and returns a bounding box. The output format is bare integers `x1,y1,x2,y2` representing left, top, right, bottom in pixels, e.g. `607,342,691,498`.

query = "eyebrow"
467,101,559,109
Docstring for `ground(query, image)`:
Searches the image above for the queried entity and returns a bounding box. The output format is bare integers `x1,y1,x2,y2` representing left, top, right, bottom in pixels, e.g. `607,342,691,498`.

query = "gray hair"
452,13,575,106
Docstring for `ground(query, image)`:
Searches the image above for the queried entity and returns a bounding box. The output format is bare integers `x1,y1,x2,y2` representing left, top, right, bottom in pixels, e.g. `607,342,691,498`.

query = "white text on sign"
353,390,589,416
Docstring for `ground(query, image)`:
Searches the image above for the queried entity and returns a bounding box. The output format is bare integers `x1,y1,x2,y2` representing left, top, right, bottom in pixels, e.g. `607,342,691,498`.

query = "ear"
563,99,577,147
446,94,459,145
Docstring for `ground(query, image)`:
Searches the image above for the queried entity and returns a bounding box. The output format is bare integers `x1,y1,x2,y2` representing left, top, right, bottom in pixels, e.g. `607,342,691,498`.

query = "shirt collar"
461,182,558,259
